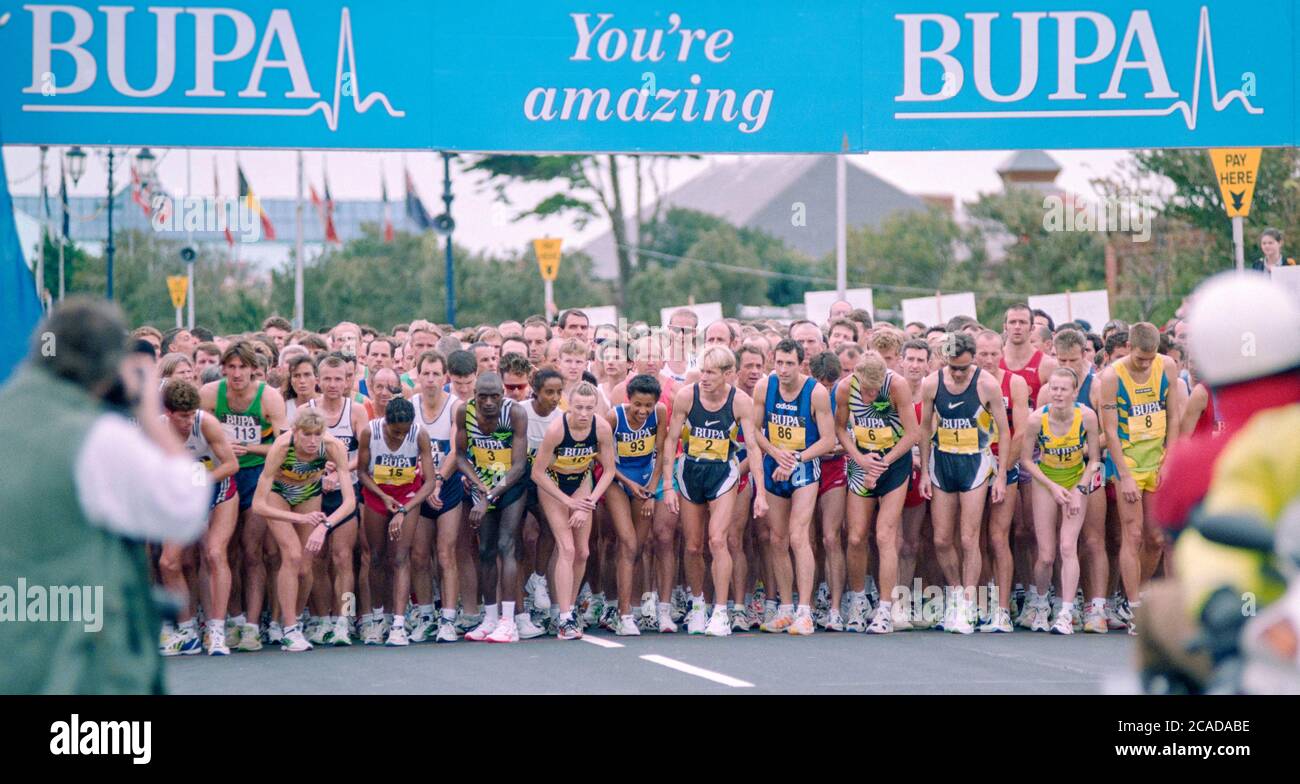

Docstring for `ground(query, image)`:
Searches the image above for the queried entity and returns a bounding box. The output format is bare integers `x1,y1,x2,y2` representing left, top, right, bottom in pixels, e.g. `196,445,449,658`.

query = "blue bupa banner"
0,1,1292,152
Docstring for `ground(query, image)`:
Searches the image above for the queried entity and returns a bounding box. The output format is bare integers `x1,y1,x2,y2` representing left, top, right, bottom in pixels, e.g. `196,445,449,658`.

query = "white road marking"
580,636,624,649
639,654,755,688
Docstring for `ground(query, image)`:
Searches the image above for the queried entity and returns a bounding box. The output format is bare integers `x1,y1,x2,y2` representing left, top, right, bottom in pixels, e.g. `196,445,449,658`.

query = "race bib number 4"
938,426,979,455
768,423,806,450
853,424,895,451
1127,409,1166,442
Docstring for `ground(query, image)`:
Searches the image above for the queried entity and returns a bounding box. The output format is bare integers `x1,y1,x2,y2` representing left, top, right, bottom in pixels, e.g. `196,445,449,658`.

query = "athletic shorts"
323,482,361,520
819,456,847,493
1105,453,1161,493
903,464,926,508
273,479,323,507
234,464,264,512
418,471,465,519
675,457,740,504
210,476,237,510
549,469,592,497
362,481,420,516
848,452,911,498
1005,463,1021,484
762,456,820,499
928,446,994,494
617,461,655,499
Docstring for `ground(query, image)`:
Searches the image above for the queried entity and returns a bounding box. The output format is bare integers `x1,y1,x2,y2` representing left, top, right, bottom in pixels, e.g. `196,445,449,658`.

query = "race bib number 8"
938,426,979,455
768,423,806,450
688,436,729,461
854,424,895,451
1127,409,1166,442
618,437,652,458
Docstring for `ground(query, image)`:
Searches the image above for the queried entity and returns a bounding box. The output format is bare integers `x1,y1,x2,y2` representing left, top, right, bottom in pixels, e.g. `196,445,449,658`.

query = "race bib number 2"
689,436,729,461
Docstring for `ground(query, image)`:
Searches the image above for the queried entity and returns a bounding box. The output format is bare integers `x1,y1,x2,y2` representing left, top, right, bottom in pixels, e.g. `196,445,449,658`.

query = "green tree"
843,207,970,314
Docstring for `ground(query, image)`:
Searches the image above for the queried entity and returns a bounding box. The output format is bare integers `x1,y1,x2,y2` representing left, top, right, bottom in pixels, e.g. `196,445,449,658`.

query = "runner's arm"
356,428,389,502
245,386,287,458
492,404,532,494
734,394,768,509
530,417,571,505
1097,369,1129,480
1081,408,1103,486
660,386,693,501
452,403,491,498
981,373,1011,484
1163,355,1186,445
1180,384,1209,437
323,439,356,526
834,381,866,464
799,385,838,462
1002,375,1031,469
199,412,240,484
916,373,937,479
883,379,920,468
589,418,618,502
401,430,439,511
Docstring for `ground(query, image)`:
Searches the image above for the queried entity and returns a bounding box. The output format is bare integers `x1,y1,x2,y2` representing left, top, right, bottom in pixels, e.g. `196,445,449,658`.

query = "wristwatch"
397,505,408,515
793,451,803,463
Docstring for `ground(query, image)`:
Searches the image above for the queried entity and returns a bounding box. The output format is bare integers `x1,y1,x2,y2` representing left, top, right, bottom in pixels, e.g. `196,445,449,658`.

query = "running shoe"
326,617,352,646
1029,603,1051,633
1015,597,1038,629
525,573,553,612
1083,606,1109,634
454,610,480,634
161,627,202,656
237,624,263,652
788,609,815,636
386,624,410,647
657,608,678,633
362,619,385,645
866,606,893,634
979,607,1014,633
940,591,958,632
577,584,595,619
1011,585,1026,618
824,609,846,632
465,617,499,642
731,607,755,632
206,626,230,656
486,619,519,643
814,581,831,612
704,607,731,637
410,617,437,643
1105,598,1129,631
266,622,284,645
557,618,583,640
685,603,709,635
280,625,313,652
616,615,641,636
670,587,689,623
224,619,241,648
1072,603,1084,633
947,598,975,635
892,598,915,631
1050,608,1074,636
762,600,778,627
600,604,621,633
866,576,879,605
1126,612,1139,637
306,618,329,646
516,614,546,640
436,618,459,643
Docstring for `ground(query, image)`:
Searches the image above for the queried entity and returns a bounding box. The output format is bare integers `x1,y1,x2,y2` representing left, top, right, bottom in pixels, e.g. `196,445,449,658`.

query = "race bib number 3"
472,445,511,472
1127,409,1166,442
853,424,895,451
768,423,806,450
938,426,979,455
688,436,729,461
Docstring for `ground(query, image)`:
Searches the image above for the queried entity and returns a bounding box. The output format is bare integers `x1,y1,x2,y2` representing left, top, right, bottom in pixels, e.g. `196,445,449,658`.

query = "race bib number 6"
854,424,895,451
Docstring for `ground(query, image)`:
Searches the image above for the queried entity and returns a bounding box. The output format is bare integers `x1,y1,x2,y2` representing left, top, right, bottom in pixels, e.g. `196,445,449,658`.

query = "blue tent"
0,146,44,384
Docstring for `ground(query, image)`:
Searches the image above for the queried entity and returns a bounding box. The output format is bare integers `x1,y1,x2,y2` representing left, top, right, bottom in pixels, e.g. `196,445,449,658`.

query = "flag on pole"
323,163,340,245
381,165,394,243
404,166,432,231
216,159,234,247
238,163,276,240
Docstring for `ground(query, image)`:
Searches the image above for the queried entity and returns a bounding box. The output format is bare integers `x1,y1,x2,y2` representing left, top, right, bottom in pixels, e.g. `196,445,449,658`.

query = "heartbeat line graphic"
894,6,1262,130
22,7,405,131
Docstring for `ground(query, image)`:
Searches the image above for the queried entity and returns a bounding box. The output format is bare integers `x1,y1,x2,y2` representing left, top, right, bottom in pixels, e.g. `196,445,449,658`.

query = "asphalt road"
167,626,1133,695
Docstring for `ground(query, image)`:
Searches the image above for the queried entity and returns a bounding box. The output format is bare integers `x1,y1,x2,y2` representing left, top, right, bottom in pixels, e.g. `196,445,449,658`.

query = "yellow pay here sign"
533,238,562,281
166,275,188,309
1209,148,1262,218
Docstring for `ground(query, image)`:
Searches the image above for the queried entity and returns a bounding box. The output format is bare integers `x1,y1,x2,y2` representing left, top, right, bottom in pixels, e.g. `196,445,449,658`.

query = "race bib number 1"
938,426,979,455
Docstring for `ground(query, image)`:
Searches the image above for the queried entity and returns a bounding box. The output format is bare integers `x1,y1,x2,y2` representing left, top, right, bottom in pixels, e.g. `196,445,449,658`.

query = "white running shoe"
762,601,778,627
465,617,499,642
455,611,481,634
685,603,709,634
704,607,731,637
1015,597,1038,629
947,597,975,635
762,607,795,633
731,607,754,632
206,626,230,656
657,608,678,633
410,617,437,643
326,617,352,646
280,625,313,652
866,606,893,634
824,609,846,632
599,604,621,633
1030,603,1051,633
671,588,689,623
517,614,546,640
616,615,642,636
940,591,958,632
788,609,816,636
306,619,329,646
526,573,553,612
892,599,915,631
486,619,519,643
362,619,385,645
845,593,868,633
980,607,1014,633
1051,608,1074,635
386,624,410,647
1084,606,1109,634
436,618,459,643
237,624,263,652
639,592,657,620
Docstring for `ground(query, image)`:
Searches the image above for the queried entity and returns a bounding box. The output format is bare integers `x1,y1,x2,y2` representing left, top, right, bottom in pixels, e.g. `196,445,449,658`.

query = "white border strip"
580,636,624,649
639,654,755,688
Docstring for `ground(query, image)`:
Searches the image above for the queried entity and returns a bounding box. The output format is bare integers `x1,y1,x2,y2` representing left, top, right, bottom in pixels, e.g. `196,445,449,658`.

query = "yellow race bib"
473,445,512,472
854,424,895,451
938,426,979,455
768,422,807,450
618,437,652,458
1127,409,1166,442
374,463,416,486
688,435,730,461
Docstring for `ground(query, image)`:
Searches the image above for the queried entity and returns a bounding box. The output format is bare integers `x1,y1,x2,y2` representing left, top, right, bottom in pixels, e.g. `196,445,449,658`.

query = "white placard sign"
570,305,618,328
660,302,724,330
1027,290,1111,331
900,292,977,328
804,288,874,325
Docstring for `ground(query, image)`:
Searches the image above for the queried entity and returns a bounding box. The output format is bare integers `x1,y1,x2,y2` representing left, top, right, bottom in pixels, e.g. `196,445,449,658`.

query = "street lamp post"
63,146,157,301
105,149,115,300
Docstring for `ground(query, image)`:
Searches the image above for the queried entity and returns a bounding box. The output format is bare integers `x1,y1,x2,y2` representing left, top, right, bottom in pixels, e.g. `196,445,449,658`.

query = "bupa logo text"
894,5,1260,130
49,714,151,765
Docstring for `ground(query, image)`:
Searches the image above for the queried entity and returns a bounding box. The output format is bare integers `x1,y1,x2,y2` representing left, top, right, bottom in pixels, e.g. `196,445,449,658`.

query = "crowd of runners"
138,298,1207,655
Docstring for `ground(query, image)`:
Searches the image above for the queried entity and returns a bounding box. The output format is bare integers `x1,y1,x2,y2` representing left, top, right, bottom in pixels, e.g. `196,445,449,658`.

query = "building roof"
996,150,1062,176
581,155,928,278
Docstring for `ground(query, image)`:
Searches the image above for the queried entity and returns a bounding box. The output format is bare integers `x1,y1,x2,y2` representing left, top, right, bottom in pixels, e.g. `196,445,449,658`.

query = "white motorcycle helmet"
1186,272,1300,387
